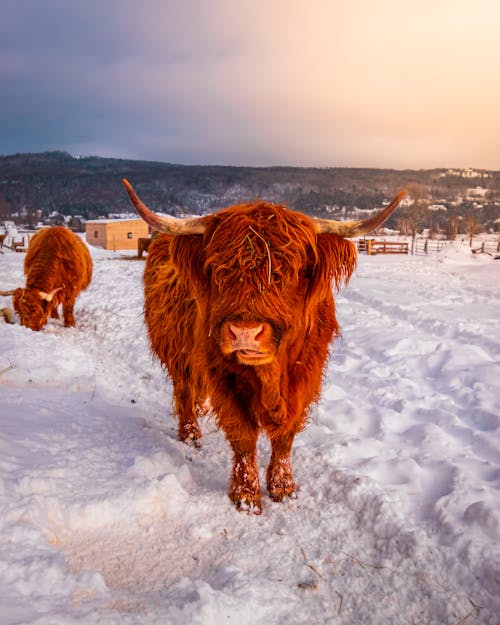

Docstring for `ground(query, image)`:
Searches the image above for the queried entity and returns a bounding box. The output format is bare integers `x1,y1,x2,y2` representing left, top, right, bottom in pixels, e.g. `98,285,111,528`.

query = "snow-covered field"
1,238,499,624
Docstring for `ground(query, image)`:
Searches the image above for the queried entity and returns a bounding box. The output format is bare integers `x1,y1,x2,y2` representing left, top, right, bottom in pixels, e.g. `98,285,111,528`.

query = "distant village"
0,214,150,254
1,211,137,235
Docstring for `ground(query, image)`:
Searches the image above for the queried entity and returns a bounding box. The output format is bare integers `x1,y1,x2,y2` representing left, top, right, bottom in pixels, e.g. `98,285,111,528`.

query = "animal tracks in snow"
1,243,499,623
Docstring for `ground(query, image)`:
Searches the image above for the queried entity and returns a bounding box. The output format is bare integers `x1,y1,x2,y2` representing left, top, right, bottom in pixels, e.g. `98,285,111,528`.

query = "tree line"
0,152,498,233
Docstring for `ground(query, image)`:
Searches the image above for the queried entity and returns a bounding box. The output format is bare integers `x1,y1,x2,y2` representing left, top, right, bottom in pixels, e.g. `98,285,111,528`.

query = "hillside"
0,151,499,231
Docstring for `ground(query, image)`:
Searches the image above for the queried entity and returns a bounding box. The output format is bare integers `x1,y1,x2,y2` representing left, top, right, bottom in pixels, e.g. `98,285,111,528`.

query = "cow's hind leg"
267,431,296,502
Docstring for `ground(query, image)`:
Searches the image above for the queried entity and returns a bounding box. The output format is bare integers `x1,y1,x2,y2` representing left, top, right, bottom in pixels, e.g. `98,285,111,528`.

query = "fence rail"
357,239,408,255
414,239,450,255
0,233,33,252
358,237,500,257
471,240,500,256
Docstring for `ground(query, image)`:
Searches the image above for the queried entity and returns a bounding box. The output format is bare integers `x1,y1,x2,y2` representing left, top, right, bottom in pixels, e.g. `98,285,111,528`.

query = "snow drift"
0,239,499,624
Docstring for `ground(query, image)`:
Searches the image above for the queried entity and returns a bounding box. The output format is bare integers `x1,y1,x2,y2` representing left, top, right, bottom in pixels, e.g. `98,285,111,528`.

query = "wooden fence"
1,233,33,252
358,237,497,257
471,240,500,256
414,239,450,255
415,238,500,257
357,239,408,255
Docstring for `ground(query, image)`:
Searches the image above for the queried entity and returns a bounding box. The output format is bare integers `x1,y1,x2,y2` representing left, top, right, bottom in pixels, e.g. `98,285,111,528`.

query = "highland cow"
123,179,405,513
0,226,92,331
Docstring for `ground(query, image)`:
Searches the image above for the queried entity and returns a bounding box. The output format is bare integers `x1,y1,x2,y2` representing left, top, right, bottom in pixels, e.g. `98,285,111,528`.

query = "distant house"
85,218,148,251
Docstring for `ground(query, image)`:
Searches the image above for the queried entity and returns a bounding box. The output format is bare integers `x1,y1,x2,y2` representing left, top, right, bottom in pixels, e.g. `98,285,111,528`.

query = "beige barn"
85,219,148,251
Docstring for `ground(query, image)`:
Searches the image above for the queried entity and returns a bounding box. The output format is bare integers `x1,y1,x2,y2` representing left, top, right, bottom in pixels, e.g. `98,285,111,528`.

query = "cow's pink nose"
228,323,264,344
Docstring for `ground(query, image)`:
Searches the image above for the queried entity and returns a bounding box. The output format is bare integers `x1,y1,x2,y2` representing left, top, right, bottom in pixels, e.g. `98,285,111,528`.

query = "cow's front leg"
173,383,202,447
178,412,202,446
229,448,261,514
224,420,261,513
62,300,75,327
267,432,296,502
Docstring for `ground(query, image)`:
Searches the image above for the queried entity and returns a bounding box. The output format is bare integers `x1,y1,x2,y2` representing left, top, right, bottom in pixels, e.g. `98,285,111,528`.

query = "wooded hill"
1,151,499,232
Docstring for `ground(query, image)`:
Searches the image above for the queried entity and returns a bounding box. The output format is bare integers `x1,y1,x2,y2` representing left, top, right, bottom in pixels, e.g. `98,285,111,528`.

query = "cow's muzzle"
219,320,277,365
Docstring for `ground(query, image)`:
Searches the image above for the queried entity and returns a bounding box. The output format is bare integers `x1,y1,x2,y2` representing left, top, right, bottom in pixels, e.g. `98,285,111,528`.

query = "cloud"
1,0,499,168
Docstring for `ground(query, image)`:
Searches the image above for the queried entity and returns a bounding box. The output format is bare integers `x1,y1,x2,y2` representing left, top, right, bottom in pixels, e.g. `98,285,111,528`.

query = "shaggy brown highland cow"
123,179,405,513
0,226,92,331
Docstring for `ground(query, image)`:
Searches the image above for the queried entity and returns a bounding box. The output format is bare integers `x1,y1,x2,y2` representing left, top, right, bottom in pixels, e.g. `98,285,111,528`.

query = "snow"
1,239,499,624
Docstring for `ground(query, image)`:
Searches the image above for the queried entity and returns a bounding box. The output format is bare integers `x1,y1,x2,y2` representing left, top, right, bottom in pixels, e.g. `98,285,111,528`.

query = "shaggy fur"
13,226,92,331
144,201,356,513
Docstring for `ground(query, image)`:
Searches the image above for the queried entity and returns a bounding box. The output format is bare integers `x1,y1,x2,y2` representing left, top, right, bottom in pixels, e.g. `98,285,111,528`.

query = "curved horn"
38,286,64,302
122,179,206,235
0,289,16,296
312,190,407,237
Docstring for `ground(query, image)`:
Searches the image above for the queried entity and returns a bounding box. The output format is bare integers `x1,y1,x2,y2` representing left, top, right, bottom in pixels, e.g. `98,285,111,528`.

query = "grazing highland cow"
123,178,405,513
0,226,92,331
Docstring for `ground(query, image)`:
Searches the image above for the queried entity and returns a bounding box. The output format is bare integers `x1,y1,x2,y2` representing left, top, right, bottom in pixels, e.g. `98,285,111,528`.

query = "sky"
1,0,500,170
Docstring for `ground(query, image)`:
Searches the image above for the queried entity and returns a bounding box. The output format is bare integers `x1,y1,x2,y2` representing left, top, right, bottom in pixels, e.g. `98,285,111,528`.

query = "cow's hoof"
184,433,202,448
229,453,261,513
268,487,297,502
267,460,296,502
229,481,262,515
232,495,262,515
179,421,202,447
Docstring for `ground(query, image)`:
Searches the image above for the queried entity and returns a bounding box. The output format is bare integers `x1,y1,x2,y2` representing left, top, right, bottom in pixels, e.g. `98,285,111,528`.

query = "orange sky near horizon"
177,0,500,169
1,0,499,169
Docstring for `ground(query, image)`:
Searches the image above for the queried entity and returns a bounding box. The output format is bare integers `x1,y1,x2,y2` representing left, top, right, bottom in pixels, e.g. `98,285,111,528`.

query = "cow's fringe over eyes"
204,202,318,289
248,226,272,284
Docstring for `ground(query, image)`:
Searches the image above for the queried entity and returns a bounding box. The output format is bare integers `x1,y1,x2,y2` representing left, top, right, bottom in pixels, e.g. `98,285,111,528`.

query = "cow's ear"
317,234,357,291
304,235,357,329
170,235,206,297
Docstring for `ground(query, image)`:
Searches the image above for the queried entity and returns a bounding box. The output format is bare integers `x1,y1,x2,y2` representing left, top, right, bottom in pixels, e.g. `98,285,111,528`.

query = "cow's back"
25,227,92,290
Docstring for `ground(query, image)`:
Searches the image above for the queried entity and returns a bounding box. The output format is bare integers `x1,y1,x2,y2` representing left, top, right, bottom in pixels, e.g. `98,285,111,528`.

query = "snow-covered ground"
0,238,499,624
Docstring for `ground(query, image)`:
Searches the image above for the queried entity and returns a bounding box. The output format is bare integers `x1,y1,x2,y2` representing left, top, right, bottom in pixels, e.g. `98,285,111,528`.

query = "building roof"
85,218,144,225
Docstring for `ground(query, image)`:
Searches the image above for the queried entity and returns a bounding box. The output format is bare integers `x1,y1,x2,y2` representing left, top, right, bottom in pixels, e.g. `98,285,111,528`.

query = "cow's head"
198,202,361,366
123,179,406,366
0,286,63,330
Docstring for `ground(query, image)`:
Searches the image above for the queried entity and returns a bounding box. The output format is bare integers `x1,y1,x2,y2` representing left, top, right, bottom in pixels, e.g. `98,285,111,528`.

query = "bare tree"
396,217,411,236
444,216,459,241
400,182,430,254
464,214,482,247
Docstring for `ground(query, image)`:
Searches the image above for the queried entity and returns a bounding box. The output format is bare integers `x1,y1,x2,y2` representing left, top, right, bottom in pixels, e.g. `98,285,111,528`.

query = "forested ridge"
1,151,498,231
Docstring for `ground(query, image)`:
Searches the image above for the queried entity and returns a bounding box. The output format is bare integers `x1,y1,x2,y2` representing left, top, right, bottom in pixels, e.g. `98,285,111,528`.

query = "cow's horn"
38,286,64,302
312,190,407,237
0,289,16,296
122,179,206,235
